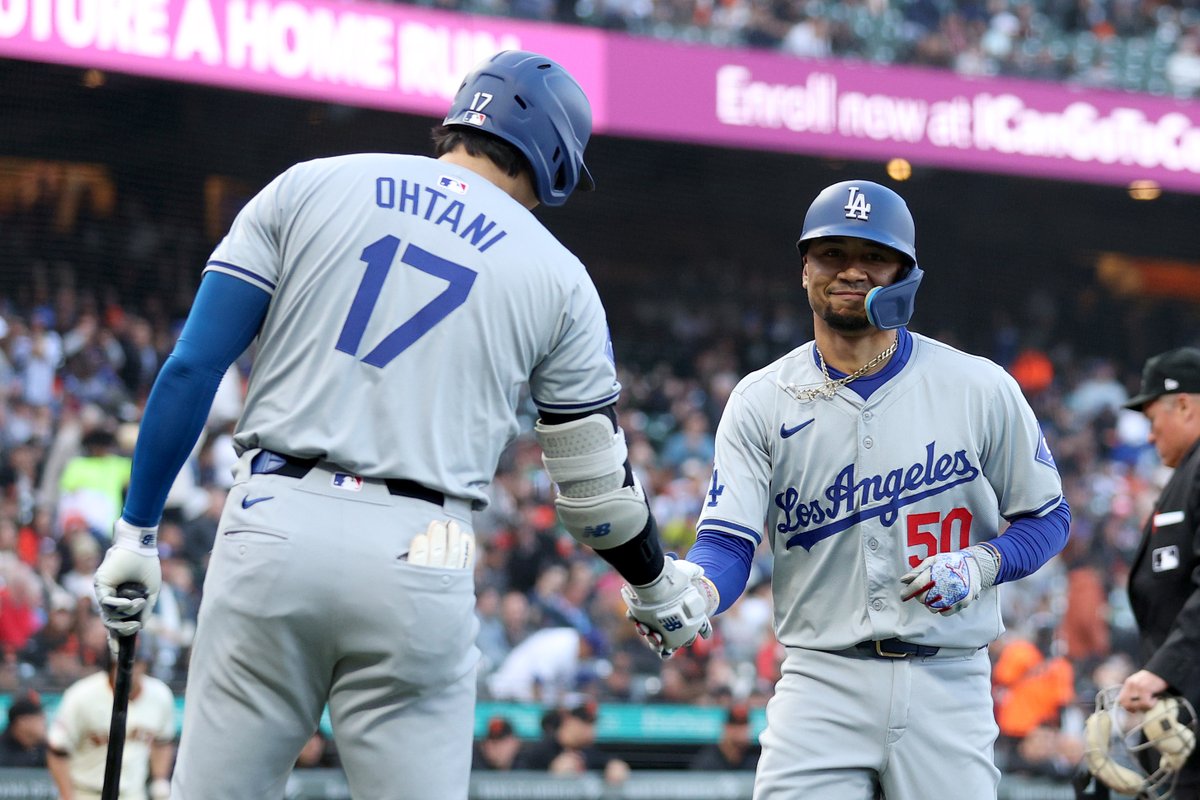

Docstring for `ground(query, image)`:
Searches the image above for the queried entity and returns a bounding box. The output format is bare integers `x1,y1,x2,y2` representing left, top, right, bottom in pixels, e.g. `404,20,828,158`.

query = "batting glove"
407,520,476,569
94,518,161,637
621,558,719,659
900,543,999,616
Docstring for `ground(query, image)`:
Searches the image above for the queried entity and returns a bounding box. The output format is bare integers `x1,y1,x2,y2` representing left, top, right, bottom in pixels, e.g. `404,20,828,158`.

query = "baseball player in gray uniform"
637,180,1072,799
92,51,714,799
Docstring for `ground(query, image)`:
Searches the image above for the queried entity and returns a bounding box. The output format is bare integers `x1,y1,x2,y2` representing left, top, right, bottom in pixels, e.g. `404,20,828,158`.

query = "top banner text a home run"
3,0,1200,192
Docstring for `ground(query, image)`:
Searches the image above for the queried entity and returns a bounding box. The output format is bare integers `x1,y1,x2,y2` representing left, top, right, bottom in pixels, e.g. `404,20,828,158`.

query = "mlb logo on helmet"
331,473,364,492
461,111,487,126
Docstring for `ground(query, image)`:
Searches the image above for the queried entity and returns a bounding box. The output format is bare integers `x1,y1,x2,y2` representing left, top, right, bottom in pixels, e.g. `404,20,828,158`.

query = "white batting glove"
621,558,719,659
94,518,161,636
407,520,476,569
900,544,999,615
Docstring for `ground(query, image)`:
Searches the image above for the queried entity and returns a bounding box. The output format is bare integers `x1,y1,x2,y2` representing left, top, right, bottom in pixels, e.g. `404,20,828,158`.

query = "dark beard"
822,307,872,332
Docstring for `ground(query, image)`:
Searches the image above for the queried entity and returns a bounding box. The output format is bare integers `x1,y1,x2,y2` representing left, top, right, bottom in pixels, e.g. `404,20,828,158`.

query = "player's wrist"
965,543,999,588
112,518,159,554
150,777,171,800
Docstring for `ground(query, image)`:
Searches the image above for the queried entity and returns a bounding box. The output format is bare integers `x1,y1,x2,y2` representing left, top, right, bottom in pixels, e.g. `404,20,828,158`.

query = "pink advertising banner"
3,0,1200,191
0,0,609,119
604,37,1200,193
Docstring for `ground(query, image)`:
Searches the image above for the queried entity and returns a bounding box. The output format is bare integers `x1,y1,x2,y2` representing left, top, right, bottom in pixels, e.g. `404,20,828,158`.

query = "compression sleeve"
687,530,756,614
988,498,1071,584
121,272,270,527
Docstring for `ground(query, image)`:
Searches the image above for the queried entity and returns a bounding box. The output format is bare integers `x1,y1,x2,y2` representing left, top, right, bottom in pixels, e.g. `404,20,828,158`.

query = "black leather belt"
847,638,941,659
250,450,445,506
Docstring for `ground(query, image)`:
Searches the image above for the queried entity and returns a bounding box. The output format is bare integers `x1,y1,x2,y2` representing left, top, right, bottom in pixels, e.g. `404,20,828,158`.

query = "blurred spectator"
0,564,43,657
992,637,1076,739
473,716,522,771
0,691,48,767
487,626,607,703
515,701,631,785
57,428,131,539
47,646,176,800
1166,33,1200,96
689,703,760,771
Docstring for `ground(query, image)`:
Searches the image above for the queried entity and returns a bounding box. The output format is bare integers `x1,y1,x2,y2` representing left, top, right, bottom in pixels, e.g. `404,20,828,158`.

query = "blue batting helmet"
444,50,595,207
796,180,923,330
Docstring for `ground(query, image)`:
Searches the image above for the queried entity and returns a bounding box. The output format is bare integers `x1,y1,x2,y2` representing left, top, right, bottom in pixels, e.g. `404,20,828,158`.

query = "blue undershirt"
122,273,270,527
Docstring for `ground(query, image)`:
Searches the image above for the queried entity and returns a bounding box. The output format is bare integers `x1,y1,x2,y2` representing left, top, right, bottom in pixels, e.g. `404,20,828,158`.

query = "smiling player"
644,179,1071,799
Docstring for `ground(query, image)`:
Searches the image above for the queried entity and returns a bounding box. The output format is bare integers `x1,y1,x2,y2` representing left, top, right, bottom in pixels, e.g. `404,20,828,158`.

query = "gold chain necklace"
786,338,899,402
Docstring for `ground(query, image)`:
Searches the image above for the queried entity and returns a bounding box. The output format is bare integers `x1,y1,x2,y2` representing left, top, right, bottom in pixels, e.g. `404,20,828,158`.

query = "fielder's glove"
621,558,719,659
94,518,161,636
900,543,999,615
407,520,476,569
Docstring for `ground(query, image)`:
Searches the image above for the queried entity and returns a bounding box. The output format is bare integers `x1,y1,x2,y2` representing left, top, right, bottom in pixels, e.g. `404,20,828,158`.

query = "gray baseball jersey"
698,332,1062,651
204,153,619,505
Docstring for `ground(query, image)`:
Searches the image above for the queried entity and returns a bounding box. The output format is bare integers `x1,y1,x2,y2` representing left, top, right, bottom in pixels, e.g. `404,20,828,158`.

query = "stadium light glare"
1128,179,1161,200
886,158,912,181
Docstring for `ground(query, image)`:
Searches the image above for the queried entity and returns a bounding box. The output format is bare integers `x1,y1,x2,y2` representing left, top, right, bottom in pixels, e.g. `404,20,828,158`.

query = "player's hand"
407,520,475,569
900,544,998,615
94,519,161,636
621,558,719,659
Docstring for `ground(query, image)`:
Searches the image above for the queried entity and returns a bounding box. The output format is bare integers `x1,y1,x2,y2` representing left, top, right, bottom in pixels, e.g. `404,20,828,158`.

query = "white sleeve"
203,170,290,295
696,385,772,545
983,370,1064,518
530,277,620,415
46,687,81,753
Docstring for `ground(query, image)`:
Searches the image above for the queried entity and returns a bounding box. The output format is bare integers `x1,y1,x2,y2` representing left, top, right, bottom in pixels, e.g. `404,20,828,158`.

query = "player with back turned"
625,180,1072,798
91,51,715,799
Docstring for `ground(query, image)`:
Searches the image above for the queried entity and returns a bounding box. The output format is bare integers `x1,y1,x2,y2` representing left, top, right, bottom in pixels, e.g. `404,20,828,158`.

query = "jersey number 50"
906,508,973,568
336,235,478,368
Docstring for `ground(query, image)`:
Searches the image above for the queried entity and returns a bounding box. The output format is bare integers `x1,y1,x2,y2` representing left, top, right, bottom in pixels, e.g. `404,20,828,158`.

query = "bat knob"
116,582,148,601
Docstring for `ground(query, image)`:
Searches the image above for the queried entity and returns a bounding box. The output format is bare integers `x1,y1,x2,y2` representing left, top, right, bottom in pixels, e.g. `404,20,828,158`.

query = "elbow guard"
535,413,649,550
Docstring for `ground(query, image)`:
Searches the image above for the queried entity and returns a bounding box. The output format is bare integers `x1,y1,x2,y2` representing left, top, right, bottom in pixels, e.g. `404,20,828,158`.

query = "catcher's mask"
796,179,923,330
444,50,594,207
1083,687,1197,799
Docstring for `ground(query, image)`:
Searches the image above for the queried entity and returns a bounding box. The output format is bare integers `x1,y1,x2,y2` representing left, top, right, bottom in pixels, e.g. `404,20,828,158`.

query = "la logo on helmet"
844,187,872,220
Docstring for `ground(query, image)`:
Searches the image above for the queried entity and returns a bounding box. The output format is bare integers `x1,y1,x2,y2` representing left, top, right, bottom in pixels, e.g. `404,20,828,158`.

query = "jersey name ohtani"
776,441,980,550
374,177,508,253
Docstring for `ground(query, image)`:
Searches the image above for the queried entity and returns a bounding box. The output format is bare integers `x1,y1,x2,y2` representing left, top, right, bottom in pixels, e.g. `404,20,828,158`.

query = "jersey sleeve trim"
1005,493,1064,522
205,260,277,292
533,389,621,414
698,519,762,545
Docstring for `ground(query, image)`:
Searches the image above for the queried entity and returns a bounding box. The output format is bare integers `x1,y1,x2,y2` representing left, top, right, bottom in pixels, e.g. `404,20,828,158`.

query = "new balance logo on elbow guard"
585,523,612,538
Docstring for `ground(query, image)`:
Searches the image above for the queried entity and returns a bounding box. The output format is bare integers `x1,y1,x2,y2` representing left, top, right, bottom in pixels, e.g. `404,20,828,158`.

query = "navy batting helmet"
796,180,923,330
444,50,595,207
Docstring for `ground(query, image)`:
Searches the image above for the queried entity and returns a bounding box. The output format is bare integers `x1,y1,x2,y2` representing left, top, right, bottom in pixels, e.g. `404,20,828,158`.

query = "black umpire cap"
1124,347,1200,412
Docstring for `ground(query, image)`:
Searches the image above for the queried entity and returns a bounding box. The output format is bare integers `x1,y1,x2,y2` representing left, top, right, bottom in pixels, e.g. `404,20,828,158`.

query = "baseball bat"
101,583,148,800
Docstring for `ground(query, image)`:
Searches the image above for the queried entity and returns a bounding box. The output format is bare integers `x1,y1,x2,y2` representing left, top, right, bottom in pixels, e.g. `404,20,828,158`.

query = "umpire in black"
1119,347,1200,797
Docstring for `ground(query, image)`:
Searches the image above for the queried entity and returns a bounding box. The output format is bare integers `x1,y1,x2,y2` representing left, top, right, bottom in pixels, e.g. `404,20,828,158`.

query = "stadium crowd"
411,0,1200,97
0,179,1187,784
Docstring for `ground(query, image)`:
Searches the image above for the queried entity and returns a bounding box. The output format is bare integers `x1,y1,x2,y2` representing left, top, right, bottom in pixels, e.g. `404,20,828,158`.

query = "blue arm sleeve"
988,498,1071,584
687,530,756,614
121,273,270,527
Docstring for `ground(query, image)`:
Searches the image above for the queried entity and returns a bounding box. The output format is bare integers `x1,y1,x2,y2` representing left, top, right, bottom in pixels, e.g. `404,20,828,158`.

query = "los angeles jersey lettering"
696,332,1062,651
